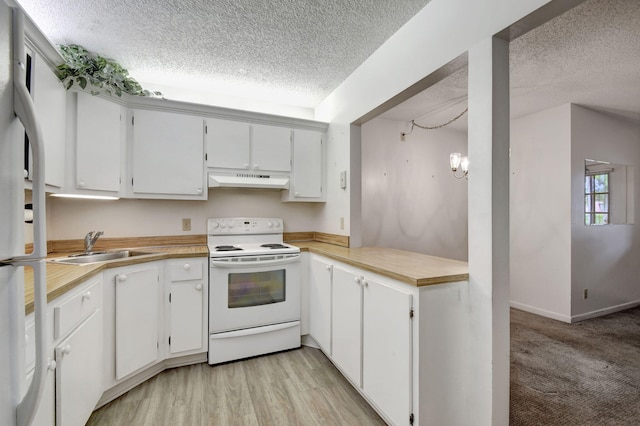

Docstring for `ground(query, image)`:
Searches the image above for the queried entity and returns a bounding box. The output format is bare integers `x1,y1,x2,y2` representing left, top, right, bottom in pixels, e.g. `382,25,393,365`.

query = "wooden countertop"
24,239,468,313
295,242,469,287
24,245,209,314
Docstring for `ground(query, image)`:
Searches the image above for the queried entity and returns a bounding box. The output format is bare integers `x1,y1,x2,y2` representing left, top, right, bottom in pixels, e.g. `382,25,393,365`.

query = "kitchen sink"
50,250,156,264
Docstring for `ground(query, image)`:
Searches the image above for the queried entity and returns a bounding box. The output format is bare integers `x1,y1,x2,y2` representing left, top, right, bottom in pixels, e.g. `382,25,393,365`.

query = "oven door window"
228,269,286,308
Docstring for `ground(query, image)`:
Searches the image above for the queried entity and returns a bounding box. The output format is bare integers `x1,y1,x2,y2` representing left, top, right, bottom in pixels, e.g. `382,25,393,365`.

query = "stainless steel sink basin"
50,250,155,265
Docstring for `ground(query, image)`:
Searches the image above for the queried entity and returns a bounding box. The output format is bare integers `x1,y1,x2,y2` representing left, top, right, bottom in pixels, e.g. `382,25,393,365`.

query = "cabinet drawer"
53,277,102,340
168,260,203,282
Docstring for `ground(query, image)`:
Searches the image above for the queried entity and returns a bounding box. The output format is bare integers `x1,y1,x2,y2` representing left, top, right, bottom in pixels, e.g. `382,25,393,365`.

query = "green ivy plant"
56,44,161,97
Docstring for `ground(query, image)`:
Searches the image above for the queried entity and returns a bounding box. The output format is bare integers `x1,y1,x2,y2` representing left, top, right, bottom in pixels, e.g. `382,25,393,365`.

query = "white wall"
570,104,640,320
510,104,573,321
361,117,468,260
510,104,640,323
47,189,324,240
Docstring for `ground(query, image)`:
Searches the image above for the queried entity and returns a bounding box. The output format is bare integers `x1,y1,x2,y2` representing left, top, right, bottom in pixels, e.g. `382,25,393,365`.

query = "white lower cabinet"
308,255,332,354
25,274,104,426
314,256,414,426
55,309,103,426
113,266,160,380
166,258,207,356
331,265,364,386
362,277,412,426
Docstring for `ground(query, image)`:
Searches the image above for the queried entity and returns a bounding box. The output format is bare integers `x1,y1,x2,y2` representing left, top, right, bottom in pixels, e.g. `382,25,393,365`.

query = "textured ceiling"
381,0,640,130
17,0,431,108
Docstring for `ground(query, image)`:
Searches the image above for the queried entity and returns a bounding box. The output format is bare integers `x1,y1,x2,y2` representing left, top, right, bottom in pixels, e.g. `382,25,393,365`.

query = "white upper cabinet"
31,51,66,189
206,119,291,173
251,124,291,172
206,118,250,169
283,129,324,202
130,109,206,199
76,92,123,194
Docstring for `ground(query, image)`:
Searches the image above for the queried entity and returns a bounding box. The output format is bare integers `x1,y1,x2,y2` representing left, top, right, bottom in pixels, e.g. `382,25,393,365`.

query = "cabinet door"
32,53,66,188
131,109,205,197
169,281,205,355
309,256,332,354
55,309,103,426
76,92,122,192
206,118,250,169
331,265,362,387
251,124,291,172
363,278,413,426
291,130,323,199
115,267,159,379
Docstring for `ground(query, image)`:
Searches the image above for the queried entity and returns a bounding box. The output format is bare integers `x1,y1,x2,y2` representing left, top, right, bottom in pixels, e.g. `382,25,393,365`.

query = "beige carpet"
510,306,640,425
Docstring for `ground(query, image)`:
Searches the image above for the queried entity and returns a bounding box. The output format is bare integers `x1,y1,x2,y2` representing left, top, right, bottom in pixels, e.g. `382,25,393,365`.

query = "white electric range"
207,217,301,364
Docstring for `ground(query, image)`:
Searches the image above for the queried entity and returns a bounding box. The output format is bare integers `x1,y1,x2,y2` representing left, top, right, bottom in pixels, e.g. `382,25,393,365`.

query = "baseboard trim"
571,300,640,323
510,301,572,323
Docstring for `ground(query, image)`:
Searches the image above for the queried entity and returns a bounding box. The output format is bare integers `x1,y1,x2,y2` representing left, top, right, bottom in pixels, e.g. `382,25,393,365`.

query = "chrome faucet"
84,231,104,254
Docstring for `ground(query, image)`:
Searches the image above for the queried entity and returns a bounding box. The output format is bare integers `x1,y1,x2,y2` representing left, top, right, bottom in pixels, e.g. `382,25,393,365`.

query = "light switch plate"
340,170,347,189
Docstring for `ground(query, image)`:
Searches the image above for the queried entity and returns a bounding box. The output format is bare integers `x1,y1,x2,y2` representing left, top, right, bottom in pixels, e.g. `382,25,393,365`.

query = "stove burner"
215,245,243,252
260,243,289,249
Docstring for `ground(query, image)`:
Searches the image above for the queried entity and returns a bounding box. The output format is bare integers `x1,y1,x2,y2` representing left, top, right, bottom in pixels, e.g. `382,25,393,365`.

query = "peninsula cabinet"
130,109,206,199
308,253,468,426
317,259,413,426
75,92,124,195
308,255,332,354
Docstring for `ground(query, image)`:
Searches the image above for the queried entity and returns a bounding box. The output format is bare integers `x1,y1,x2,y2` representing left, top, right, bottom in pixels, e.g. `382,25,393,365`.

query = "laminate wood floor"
87,346,386,426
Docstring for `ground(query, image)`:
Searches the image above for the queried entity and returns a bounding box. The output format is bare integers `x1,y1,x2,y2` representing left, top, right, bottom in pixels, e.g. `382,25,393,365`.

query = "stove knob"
274,221,281,229
212,221,220,229
267,221,273,228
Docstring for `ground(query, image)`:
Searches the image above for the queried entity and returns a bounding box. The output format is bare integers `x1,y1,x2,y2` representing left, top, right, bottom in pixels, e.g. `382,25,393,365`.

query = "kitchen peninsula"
23,235,468,426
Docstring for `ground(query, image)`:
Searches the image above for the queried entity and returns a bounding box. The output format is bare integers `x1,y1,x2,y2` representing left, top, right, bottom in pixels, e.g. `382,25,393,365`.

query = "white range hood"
208,172,289,189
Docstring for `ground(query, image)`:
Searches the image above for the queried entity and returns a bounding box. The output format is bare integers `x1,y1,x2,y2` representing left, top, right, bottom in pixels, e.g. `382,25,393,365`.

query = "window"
585,172,609,225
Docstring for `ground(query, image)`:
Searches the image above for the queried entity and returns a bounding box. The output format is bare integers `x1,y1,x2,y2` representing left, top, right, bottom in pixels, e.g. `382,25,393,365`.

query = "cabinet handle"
47,359,57,371
253,164,259,170
62,345,71,355
183,263,191,270
82,291,91,301
244,163,250,169
354,276,360,285
295,192,299,197
117,274,127,282
197,188,203,194
195,284,203,291
363,281,368,288
78,181,86,188
326,265,331,271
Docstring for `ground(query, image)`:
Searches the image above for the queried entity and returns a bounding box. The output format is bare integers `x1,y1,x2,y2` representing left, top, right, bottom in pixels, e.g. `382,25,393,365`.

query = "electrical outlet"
340,217,345,230
583,289,588,299
182,218,191,231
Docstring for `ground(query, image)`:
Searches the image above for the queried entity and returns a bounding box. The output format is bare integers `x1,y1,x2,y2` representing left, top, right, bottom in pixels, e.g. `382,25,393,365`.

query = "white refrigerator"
1,2,49,425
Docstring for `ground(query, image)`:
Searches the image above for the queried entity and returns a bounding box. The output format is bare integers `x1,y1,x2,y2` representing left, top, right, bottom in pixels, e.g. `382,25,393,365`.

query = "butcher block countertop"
24,245,209,314
295,242,469,287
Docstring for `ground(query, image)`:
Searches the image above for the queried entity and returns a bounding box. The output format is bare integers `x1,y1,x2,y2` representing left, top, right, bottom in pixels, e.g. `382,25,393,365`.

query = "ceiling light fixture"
449,152,469,180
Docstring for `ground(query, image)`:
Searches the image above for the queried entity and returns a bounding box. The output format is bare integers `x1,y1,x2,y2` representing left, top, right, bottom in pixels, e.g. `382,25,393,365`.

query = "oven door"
209,254,301,333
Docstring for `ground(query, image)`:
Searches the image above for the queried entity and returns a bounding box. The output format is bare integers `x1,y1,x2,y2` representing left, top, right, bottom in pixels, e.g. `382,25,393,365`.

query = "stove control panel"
208,217,283,234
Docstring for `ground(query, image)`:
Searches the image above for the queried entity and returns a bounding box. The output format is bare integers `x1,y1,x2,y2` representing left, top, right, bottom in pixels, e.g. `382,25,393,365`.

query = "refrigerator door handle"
11,8,48,426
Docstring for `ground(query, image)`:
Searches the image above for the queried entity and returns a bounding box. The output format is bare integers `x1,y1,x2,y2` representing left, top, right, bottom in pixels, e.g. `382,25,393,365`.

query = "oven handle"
210,321,300,339
210,255,300,268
